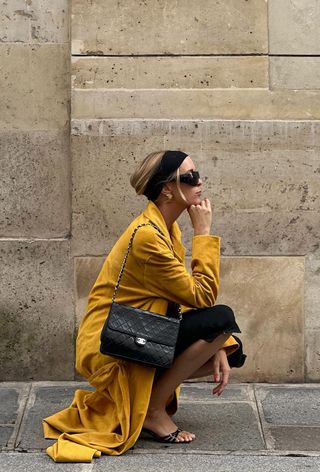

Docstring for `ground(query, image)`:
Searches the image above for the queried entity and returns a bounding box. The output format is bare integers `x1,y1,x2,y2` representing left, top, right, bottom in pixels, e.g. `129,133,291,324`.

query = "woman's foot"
143,408,195,443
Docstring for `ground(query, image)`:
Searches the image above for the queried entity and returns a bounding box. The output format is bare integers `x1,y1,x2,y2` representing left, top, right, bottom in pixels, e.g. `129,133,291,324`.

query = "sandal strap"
162,428,180,443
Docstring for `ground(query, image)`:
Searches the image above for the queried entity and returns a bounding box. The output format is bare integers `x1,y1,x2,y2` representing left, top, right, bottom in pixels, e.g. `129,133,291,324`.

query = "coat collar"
142,201,185,261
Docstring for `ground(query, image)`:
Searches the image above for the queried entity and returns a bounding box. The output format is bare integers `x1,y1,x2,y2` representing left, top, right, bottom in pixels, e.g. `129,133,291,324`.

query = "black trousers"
173,304,246,368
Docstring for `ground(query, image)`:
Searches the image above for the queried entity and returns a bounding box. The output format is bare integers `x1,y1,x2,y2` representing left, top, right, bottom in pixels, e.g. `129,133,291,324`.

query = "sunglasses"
177,170,201,186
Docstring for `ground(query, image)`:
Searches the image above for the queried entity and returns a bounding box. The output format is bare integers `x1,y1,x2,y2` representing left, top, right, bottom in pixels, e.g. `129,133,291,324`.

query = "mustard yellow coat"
43,201,239,462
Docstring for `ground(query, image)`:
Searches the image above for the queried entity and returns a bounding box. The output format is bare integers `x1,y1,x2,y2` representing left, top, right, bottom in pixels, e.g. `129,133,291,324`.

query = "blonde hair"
130,150,187,203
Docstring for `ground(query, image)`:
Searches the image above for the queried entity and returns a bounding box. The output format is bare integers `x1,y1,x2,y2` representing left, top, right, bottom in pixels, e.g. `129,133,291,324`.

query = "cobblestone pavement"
1,382,320,471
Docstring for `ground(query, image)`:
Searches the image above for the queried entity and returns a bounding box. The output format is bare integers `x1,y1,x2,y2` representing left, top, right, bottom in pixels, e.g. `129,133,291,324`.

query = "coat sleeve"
133,227,220,309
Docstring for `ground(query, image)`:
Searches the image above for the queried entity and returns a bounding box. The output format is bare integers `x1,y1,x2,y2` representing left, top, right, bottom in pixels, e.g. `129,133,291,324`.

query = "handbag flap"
106,303,180,347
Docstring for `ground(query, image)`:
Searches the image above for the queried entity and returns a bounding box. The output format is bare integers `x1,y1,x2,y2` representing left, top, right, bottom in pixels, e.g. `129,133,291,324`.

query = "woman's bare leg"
187,359,214,379
143,333,230,442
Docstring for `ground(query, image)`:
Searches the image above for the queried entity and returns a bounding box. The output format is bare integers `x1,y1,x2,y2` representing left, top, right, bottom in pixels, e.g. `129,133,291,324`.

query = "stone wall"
1,0,319,381
0,1,73,380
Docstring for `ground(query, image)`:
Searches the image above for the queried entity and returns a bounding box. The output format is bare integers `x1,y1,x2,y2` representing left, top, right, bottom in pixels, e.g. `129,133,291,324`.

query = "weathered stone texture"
72,0,267,55
72,56,268,89
72,89,320,120
0,241,74,380
0,130,70,238
71,120,320,257
270,57,320,90
269,0,320,54
0,0,69,43
0,44,70,131
217,257,305,382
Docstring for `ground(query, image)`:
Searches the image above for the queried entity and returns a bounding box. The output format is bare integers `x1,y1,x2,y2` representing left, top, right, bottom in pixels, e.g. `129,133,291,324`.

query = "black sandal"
141,427,193,443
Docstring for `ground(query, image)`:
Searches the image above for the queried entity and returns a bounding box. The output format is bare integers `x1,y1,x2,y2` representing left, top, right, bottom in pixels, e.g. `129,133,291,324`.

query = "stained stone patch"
0,453,86,472
257,387,320,425
16,384,93,450
0,0,69,44
270,57,320,90
0,427,14,448
269,426,320,451
269,0,320,55
0,130,70,238
0,241,74,381
0,43,69,131
0,389,19,425
180,384,250,402
136,403,264,451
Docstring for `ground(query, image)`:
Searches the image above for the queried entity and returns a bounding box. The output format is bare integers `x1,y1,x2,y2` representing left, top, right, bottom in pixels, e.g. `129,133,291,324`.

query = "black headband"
143,150,189,201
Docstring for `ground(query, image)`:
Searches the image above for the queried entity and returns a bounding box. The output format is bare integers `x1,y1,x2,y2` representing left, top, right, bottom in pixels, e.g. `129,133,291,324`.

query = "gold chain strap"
111,222,181,319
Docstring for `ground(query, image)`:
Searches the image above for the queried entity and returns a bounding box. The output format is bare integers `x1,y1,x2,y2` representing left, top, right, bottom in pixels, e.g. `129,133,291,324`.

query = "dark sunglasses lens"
180,171,200,186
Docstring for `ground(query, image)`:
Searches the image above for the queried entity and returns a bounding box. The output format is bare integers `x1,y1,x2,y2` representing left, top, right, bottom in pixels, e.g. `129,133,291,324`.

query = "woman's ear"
161,183,174,201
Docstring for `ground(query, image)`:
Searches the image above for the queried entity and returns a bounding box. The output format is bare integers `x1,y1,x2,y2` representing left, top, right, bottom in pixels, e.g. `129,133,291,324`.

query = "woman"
43,150,246,462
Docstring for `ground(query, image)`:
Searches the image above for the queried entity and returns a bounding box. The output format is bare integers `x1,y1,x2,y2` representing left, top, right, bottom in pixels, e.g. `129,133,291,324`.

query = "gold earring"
166,193,173,201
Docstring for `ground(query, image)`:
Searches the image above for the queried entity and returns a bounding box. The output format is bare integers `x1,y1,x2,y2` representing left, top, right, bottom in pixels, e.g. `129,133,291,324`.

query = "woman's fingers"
187,197,212,235
212,350,231,396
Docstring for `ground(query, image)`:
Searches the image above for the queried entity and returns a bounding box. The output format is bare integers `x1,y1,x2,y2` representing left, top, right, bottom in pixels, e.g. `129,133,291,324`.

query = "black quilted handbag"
100,222,181,369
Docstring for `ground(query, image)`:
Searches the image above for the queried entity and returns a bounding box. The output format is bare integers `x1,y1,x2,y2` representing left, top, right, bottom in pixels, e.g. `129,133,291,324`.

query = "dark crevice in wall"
71,53,320,58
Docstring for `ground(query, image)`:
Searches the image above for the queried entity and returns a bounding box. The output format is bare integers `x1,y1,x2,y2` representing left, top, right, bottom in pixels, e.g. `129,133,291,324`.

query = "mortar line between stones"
6,383,32,451
71,53,320,58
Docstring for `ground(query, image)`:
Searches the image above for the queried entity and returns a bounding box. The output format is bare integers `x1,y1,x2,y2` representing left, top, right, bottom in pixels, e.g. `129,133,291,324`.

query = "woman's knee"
214,304,237,327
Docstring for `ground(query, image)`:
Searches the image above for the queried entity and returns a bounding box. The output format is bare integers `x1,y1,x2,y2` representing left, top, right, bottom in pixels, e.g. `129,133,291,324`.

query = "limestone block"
270,57,320,90
0,130,70,238
71,125,164,256
71,119,320,256
72,56,268,89
73,255,305,383
0,0,29,42
72,89,320,120
72,0,267,55
0,44,70,131
217,257,305,382
0,0,69,43
306,329,320,381
269,0,320,54
0,240,74,380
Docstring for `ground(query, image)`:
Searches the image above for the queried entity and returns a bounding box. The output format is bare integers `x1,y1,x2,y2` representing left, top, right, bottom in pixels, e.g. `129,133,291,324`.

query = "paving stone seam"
253,383,320,389
129,449,320,457
2,448,319,457
12,383,36,451
5,384,31,452
253,384,275,450
178,399,255,404
245,385,268,449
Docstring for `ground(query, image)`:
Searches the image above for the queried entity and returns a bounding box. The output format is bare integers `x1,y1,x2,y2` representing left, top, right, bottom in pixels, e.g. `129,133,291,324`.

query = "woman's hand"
187,198,212,235
212,349,230,396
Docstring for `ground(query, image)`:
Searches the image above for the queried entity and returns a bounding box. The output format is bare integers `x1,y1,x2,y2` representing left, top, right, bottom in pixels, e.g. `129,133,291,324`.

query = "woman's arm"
133,228,220,309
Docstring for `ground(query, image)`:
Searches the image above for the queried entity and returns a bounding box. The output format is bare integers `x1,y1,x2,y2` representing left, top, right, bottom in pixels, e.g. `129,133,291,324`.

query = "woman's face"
170,156,203,207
